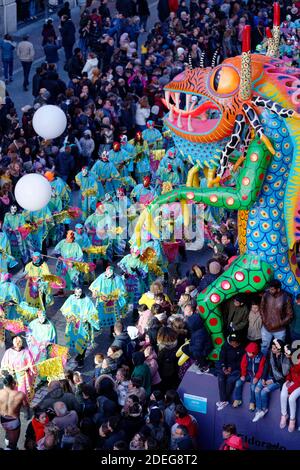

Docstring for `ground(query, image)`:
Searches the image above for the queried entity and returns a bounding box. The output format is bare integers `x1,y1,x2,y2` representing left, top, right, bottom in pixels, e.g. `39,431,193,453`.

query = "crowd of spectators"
0,0,300,451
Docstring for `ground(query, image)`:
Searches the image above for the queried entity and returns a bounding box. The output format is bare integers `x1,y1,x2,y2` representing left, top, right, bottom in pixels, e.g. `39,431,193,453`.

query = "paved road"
2,0,159,115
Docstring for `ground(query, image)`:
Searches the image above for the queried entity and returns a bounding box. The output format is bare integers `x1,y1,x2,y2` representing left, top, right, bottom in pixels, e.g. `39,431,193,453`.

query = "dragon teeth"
187,115,193,132
165,91,170,109
169,106,174,122
177,112,182,128
186,94,191,111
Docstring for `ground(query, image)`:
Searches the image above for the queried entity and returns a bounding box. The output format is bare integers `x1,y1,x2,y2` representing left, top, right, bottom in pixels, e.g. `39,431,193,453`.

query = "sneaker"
217,401,229,411
288,419,296,432
216,401,222,407
252,410,266,422
280,414,288,429
232,400,242,408
249,402,256,411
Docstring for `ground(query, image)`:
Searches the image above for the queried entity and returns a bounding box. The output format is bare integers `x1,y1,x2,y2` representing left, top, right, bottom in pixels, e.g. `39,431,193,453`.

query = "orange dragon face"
163,55,268,143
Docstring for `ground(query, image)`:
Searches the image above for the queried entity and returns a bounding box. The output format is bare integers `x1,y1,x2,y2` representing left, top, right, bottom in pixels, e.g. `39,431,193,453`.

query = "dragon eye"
209,66,240,95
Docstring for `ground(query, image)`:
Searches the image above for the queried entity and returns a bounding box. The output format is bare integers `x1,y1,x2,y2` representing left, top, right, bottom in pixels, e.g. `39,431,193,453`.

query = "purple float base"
178,365,300,450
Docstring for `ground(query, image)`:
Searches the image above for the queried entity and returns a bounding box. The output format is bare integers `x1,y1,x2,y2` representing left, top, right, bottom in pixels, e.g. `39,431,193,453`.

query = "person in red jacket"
232,342,266,410
280,344,300,432
175,404,198,444
224,435,246,450
168,0,179,13
24,408,49,449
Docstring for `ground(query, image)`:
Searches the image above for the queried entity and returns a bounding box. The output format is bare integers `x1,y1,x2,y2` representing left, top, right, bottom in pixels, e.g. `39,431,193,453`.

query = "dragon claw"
261,134,276,155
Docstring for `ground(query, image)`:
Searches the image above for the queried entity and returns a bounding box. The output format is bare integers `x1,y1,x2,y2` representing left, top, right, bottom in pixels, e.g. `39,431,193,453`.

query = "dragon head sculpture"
162,7,300,175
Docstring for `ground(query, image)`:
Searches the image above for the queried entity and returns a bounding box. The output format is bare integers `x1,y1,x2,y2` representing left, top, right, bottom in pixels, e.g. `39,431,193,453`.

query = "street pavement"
2,0,159,114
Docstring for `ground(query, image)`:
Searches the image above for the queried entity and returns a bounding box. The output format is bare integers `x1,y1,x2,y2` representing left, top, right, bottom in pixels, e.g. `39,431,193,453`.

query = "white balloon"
15,174,52,211
32,105,67,140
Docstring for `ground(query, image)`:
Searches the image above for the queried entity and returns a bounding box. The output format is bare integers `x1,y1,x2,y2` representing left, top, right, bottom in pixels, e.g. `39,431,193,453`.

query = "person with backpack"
142,407,170,450
111,321,131,357
157,326,179,392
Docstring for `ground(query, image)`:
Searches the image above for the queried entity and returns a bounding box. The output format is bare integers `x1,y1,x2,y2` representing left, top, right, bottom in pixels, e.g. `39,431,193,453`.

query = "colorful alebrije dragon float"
135,4,300,359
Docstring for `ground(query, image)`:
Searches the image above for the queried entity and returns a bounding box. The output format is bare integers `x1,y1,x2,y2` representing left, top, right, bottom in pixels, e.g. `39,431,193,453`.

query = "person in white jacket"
135,96,151,131
16,35,35,91
82,52,99,80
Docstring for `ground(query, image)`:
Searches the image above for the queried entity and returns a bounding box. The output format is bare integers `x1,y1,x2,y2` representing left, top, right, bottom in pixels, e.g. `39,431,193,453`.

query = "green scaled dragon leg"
196,254,273,360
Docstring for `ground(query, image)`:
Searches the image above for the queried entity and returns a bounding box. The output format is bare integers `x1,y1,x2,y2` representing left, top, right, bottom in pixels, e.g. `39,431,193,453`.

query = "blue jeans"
29,0,36,16
217,369,240,402
255,379,280,411
233,375,256,403
261,326,286,356
3,59,13,80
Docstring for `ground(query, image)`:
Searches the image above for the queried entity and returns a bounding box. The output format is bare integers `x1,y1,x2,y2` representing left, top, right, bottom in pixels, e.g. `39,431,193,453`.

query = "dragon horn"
200,51,205,68
239,25,252,101
272,2,281,56
267,2,280,57
273,2,280,26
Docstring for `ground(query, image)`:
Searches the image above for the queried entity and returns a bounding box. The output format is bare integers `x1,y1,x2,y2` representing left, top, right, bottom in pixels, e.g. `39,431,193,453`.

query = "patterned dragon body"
135,12,300,359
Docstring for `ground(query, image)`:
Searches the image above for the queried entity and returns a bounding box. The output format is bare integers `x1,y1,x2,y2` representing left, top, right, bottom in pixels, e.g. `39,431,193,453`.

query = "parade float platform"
178,365,300,450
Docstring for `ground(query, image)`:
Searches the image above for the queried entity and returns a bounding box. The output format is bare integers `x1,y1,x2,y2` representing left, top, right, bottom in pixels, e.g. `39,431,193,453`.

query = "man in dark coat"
157,0,170,22
60,15,76,63
182,308,212,367
55,144,75,183
111,321,131,354
67,48,85,79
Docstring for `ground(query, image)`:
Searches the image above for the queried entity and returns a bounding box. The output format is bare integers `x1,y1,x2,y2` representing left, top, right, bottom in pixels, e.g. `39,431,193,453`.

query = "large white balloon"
15,174,52,211
32,105,67,140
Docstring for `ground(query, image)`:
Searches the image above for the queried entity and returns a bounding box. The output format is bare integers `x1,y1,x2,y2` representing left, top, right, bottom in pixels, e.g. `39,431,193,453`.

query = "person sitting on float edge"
252,339,290,423
280,343,300,432
232,342,266,411
215,333,244,411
